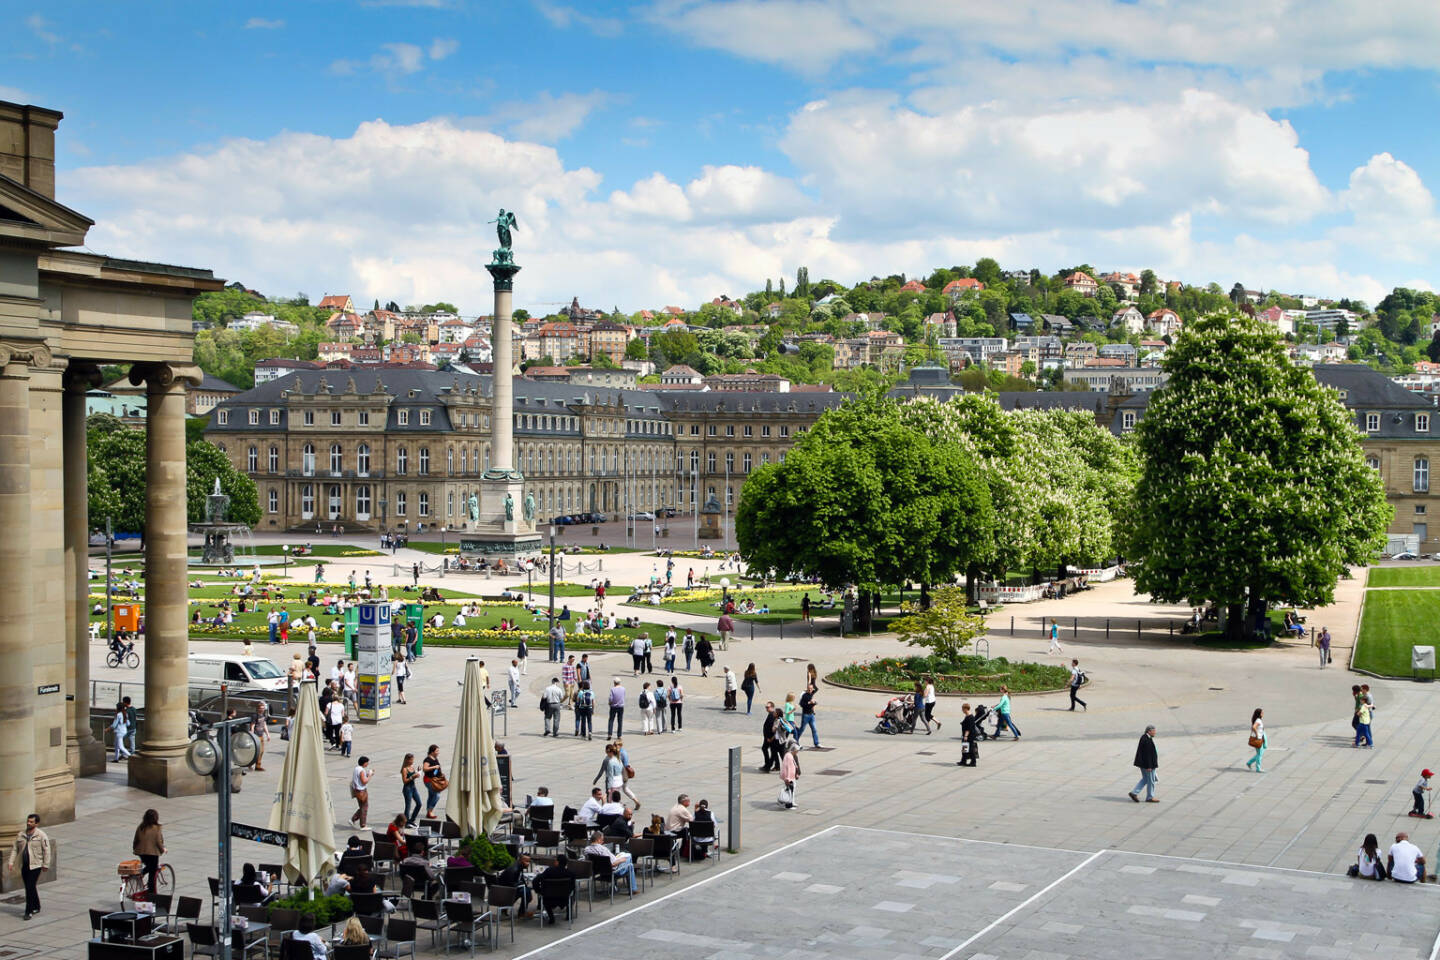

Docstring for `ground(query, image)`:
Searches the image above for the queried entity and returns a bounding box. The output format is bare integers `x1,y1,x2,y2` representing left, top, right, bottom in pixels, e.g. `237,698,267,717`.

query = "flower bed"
644,584,811,606
826,654,1071,696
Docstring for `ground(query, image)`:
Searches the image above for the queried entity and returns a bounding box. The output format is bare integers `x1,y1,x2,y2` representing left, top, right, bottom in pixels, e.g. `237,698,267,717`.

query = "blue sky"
7,1,1440,314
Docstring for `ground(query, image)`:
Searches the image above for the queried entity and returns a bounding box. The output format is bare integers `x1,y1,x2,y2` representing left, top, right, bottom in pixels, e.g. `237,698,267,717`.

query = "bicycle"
106,642,140,669
118,858,176,908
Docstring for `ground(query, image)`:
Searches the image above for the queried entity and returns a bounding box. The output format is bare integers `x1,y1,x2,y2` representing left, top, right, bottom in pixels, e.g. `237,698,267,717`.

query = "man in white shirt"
541,678,563,737
597,792,626,821
507,660,522,707
1388,832,1426,883
583,831,637,893
577,787,604,826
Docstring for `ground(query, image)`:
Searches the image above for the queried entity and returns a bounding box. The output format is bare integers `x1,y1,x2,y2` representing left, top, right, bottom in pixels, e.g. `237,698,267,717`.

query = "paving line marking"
936,848,1106,960
510,823,841,959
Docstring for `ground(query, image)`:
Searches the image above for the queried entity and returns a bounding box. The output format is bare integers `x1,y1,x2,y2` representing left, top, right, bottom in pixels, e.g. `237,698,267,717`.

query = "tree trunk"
1247,588,1267,639
857,589,873,633
965,563,980,604
920,582,930,610
1224,602,1245,642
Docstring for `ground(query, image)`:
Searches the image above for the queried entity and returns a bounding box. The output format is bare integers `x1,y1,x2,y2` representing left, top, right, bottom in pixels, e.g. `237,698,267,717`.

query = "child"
241,638,254,657
340,720,354,758
1413,769,1433,817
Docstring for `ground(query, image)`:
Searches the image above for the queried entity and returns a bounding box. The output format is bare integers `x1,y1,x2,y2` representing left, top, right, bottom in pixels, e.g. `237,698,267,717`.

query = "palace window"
301,484,314,517
743,453,752,473
329,443,343,475
1416,457,1430,493
1366,412,1380,432
761,425,770,438
268,446,279,473
418,447,430,475
248,409,259,425
356,485,371,519
217,410,229,425
707,452,717,473
269,409,280,425
302,443,315,476
268,489,278,514
358,410,369,426
356,443,370,477
398,410,410,426
395,492,407,516
743,425,752,438
726,425,735,437
447,447,454,474
331,410,342,427
1366,456,1380,471
707,425,717,436
396,447,408,475
418,492,430,517
303,410,314,426
247,446,258,472
420,409,432,426
328,484,342,519
1419,413,1431,433
779,426,789,438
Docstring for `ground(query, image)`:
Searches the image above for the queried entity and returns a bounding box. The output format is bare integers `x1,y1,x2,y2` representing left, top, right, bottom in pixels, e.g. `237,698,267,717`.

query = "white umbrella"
268,682,337,885
451,659,506,837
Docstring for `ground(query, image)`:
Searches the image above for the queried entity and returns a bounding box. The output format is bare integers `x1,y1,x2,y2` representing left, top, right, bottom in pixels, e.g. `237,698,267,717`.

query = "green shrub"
456,834,514,872
827,654,1070,695
267,888,353,926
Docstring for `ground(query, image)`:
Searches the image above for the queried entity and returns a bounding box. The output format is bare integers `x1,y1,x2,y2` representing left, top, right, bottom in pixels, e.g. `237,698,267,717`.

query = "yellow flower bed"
651,584,812,605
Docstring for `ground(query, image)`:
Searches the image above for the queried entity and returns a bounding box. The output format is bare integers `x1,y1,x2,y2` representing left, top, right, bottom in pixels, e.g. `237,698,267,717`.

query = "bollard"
750,622,755,643
1106,619,1110,638
1169,621,1173,637
1137,620,1141,640
1073,617,1077,638
779,621,783,642
1010,616,1015,636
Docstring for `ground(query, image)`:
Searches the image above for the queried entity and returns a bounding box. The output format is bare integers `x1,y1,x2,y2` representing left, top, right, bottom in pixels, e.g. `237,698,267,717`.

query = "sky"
7,0,1440,316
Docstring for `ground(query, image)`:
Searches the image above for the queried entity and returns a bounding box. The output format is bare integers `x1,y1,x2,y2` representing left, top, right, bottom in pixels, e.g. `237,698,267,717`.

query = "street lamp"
185,709,261,960
547,525,558,637
282,543,290,578
440,526,447,578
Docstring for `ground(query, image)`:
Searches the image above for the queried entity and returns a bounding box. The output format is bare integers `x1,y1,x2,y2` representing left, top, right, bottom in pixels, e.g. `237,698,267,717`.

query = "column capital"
62,362,104,394
128,361,203,393
0,340,53,370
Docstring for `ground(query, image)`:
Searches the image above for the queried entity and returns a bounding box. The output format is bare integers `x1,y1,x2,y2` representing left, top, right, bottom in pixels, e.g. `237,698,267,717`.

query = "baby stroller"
971,703,993,740
873,696,916,735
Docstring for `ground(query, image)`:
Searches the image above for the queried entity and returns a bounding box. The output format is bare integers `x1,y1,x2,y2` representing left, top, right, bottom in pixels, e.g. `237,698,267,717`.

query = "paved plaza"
4,545,1439,958
520,826,1440,960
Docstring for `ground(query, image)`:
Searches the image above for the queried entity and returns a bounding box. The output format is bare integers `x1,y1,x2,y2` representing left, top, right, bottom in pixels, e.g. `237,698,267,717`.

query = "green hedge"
828,654,1071,695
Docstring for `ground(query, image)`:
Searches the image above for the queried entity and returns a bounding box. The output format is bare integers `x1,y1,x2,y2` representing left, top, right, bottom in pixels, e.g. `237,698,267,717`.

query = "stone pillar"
127,362,207,797
0,343,42,837
29,360,75,823
64,364,105,777
490,285,515,472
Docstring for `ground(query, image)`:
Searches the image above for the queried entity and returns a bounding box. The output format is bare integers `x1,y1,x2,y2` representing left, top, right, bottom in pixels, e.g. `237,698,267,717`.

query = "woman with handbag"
349,756,373,829
1245,707,1267,773
421,744,447,818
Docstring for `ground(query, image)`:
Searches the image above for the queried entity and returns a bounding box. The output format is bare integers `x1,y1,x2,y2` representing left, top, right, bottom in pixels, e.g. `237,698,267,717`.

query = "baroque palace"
205,368,846,532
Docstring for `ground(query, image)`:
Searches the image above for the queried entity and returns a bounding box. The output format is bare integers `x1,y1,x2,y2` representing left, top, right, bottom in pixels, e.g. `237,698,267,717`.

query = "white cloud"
534,1,623,37
244,17,285,29
428,37,459,60
332,39,457,79
26,13,61,45
649,0,872,75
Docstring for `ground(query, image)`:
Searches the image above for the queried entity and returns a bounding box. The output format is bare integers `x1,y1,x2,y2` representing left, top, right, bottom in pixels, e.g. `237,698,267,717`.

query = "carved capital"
63,361,105,394
129,362,203,393
0,340,54,370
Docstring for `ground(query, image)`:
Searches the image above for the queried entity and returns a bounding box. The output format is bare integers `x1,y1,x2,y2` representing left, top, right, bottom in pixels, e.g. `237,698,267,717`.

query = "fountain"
189,478,277,567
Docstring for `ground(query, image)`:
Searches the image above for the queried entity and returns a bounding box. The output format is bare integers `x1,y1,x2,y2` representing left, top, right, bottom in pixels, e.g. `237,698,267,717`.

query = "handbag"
623,764,636,779
1248,736,1264,749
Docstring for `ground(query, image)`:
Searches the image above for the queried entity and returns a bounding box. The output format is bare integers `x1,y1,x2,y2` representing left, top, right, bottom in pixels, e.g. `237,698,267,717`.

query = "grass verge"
1355,589,1438,676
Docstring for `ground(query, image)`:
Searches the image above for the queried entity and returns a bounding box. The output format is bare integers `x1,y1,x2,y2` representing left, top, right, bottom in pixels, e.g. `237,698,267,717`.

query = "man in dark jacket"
956,703,979,767
534,859,574,923
760,703,780,772
1129,725,1159,802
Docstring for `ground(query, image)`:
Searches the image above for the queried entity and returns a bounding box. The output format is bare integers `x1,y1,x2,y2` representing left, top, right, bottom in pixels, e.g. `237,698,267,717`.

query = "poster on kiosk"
355,602,392,722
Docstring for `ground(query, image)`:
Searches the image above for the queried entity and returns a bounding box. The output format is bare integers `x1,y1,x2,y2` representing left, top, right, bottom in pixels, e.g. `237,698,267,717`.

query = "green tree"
590,351,618,369
421,302,458,314
972,257,1002,288
1139,269,1158,296
624,338,649,361
186,440,261,526
1127,314,1391,640
512,308,530,322
891,587,984,661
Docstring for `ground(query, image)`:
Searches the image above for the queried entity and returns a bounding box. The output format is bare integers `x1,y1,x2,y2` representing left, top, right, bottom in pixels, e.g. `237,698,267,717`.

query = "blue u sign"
359,606,376,625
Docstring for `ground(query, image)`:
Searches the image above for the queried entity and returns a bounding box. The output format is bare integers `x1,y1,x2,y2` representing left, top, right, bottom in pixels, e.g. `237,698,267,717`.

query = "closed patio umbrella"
451,659,507,837
268,681,336,885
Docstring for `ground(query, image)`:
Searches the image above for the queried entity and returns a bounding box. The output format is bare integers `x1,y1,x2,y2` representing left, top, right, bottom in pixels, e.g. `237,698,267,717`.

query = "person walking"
574,680,595,739
1318,626,1331,667
1128,725,1159,802
642,633,654,673
640,683,657,734
1068,659,1088,711
800,593,811,622
508,659,522,707
421,744,446,818
252,701,271,771
695,634,714,677
132,809,166,899
663,632,677,673
607,679,626,738
516,635,528,675
722,666,738,711
995,685,1021,739
560,655,578,706
1354,697,1374,748
778,740,801,809
717,613,734,650
1245,707,1267,772
629,635,646,676
1048,619,1063,654
923,676,941,731
682,630,696,672
110,703,132,762
11,813,49,920
913,680,932,734
956,703,979,766
668,676,684,730
760,702,780,772
593,744,625,804
615,739,641,809
349,756,373,829
392,653,409,705
797,684,822,748
122,696,138,757
741,663,760,714
400,753,422,825
542,677,564,737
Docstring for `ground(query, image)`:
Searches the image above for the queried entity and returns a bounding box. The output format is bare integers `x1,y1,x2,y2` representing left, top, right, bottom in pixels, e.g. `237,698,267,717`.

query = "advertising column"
355,602,392,722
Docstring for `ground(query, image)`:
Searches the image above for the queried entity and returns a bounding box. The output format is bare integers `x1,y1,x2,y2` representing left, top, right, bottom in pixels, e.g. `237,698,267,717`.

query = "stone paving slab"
518,827,1440,960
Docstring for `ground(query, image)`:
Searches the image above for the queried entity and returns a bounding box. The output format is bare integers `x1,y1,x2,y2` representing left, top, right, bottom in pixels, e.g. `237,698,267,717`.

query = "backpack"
639,691,650,709
576,689,593,710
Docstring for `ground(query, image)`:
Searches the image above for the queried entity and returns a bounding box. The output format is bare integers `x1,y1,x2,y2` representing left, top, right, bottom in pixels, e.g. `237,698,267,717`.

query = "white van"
188,653,288,692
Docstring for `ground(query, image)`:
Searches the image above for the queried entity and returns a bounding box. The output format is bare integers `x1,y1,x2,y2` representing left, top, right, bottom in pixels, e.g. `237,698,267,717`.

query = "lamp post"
185,710,261,960
547,525,558,635
282,543,290,578
440,526,447,578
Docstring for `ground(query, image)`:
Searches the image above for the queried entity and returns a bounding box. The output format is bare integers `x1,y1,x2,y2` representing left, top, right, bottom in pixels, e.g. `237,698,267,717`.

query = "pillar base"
68,735,106,778
33,765,76,825
128,752,209,798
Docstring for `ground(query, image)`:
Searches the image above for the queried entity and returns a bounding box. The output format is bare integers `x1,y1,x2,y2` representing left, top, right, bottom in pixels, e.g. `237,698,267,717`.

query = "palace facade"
205,369,847,531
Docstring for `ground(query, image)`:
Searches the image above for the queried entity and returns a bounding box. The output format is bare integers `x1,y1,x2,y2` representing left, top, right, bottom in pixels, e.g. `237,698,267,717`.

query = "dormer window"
1366,413,1380,432
1419,413,1430,433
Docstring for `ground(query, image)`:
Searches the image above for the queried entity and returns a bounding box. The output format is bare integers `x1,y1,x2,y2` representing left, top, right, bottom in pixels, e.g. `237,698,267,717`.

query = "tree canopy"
1126,314,1390,637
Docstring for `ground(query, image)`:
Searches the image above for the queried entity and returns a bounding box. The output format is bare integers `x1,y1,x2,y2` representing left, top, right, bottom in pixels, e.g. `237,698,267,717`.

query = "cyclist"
132,809,165,899
108,632,134,661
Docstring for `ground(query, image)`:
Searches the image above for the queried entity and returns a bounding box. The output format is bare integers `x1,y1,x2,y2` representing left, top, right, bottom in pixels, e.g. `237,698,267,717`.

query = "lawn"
828,654,1071,696
1366,566,1440,588
1355,589,1440,676
627,586,914,624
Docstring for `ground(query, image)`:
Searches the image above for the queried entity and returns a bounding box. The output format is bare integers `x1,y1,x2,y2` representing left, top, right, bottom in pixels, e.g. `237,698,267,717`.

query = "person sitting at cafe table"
494,853,535,917
584,831,638,894
603,807,636,841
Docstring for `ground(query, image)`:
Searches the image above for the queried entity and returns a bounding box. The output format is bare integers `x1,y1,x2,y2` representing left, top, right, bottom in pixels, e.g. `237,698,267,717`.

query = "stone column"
127,362,207,797
29,360,76,823
490,285,515,472
0,343,41,837
64,363,105,776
